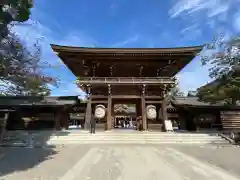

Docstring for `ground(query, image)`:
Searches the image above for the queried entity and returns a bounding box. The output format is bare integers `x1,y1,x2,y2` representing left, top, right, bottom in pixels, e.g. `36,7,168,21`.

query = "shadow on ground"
0,130,70,178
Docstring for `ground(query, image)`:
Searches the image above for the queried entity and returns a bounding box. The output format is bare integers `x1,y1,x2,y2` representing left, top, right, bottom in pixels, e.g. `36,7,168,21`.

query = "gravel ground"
0,144,240,180
175,145,240,177
0,145,91,180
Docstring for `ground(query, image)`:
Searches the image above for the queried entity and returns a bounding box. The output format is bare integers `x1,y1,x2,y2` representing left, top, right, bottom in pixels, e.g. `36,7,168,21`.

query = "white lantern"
94,104,106,119
146,105,157,119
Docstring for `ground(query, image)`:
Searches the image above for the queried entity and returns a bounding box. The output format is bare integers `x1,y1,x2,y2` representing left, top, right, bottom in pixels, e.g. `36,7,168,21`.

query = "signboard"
220,111,240,130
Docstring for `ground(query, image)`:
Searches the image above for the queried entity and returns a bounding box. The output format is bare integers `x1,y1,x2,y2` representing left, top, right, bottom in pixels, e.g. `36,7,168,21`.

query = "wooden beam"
92,95,107,99
91,100,108,104
145,101,162,104
91,95,164,99
78,81,174,85
145,96,163,99
112,95,141,99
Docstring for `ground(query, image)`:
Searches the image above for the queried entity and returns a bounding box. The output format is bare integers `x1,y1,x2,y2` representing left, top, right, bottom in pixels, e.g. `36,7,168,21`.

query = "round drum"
146,105,157,119
94,104,106,119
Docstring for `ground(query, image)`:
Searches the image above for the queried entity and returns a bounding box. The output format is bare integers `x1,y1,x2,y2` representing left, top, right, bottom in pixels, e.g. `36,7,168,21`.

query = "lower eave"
51,44,204,54
0,96,80,107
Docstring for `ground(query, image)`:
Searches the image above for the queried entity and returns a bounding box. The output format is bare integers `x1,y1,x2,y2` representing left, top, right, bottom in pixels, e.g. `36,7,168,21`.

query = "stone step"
49,139,224,142
50,133,219,136
48,134,223,138
9,137,223,142
47,140,228,145
46,132,229,145
3,131,230,146
48,137,224,141
49,134,221,137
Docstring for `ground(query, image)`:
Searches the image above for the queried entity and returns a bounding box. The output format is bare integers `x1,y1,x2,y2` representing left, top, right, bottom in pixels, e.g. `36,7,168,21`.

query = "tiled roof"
170,96,240,108
171,96,220,106
0,96,79,107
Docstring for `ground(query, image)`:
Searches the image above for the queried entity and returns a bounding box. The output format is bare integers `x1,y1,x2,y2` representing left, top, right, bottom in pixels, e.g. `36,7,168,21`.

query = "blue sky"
12,0,240,96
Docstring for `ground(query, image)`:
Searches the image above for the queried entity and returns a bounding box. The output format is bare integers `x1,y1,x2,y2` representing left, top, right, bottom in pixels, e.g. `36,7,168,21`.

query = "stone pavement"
0,144,240,180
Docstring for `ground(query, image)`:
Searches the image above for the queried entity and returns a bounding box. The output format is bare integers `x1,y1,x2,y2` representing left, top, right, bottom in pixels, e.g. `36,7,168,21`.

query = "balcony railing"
77,77,175,85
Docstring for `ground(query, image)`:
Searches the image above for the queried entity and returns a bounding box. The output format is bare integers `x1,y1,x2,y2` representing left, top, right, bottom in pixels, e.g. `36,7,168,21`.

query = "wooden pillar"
161,101,167,120
84,97,92,131
60,106,69,130
107,84,112,130
62,107,69,130
141,96,147,131
0,112,9,142
54,110,61,130
141,84,147,131
136,101,141,117
54,107,69,130
161,86,168,131
156,104,161,122
84,85,92,131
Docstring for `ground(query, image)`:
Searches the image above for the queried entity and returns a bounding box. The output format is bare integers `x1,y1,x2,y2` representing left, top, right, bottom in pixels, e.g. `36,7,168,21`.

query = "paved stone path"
0,145,240,180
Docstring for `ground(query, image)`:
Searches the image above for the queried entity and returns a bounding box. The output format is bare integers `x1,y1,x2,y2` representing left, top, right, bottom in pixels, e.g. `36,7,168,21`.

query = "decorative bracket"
109,65,113,76
86,84,91,96
139,66,144,76
162,84,168,98
83,65,89,76
92,63,96,77
156,69,160,76
108,84,111,95
142,84,146,95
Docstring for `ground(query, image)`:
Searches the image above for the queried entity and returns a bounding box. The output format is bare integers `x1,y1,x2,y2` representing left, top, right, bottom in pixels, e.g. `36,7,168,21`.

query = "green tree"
0,32,57,96
0,0,33,40
187,91,197,97
198,36,240,105
170,81,185,97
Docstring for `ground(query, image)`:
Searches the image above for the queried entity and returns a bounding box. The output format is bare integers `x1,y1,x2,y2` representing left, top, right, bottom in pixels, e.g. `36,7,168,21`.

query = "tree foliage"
0,1,57,96
170,81,185,97
187,91,197,97
198,36,240,105
0,32,57,96
0,0,33,40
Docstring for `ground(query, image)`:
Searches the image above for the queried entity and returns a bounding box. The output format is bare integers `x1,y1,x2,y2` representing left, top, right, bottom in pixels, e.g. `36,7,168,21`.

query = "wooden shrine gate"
51,44,203,131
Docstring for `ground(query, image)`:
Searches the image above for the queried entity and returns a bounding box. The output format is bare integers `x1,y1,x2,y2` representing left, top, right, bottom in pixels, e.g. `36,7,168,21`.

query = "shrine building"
51,44,203,131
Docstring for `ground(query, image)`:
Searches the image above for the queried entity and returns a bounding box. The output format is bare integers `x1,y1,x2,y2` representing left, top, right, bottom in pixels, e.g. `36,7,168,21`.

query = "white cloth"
164,120,173,131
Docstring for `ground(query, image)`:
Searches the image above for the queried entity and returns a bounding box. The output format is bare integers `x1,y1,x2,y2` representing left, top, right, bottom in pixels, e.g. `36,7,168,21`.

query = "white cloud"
180,24,198,34
111,34,140,47
169,0,240,34
180,23,202,41
168,0,240,93
54,31,98,47
109,1,119,14
169,0,231,19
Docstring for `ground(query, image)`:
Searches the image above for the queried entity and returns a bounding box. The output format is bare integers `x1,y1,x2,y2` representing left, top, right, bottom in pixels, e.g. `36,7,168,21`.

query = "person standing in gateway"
90,113,96,134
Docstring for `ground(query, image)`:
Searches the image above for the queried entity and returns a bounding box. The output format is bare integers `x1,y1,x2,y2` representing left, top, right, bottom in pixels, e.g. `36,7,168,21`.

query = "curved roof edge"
51,44,204,54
